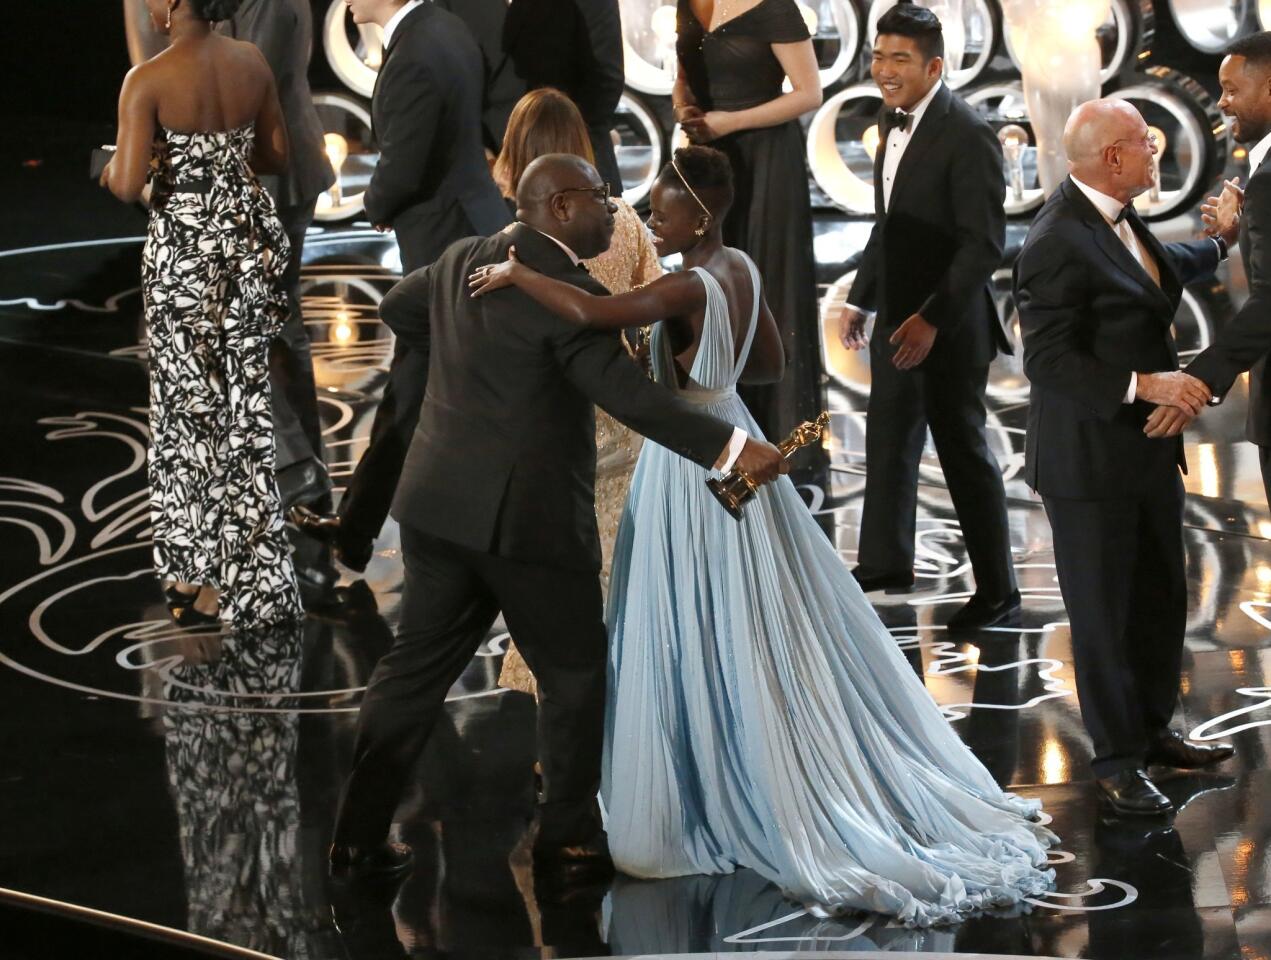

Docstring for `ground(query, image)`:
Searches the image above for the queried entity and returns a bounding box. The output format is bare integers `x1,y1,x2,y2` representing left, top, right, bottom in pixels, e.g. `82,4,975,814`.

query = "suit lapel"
1063,181,1175,314
885,83,952,212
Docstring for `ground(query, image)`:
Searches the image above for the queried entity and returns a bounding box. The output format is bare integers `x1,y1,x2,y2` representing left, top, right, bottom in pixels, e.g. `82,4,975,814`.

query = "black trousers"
1042,472,1186,779
272,199,331,506
1259,443,1271,508
333,524,608,850
338,203,477,541
858,343,1016,599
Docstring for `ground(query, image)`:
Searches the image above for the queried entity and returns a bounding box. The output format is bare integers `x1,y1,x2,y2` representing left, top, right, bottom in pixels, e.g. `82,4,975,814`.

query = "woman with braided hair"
101,0,302,627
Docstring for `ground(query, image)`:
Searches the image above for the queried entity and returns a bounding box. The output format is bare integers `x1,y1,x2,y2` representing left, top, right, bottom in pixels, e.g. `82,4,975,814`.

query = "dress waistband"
169,178,212,194
677,388,737,404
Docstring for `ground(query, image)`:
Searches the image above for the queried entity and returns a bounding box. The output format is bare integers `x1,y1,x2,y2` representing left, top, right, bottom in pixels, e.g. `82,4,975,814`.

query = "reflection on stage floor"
4,159,1271,959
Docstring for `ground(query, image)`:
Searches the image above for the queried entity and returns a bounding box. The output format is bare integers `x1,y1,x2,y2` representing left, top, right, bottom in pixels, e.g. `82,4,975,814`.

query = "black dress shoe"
532,834,614,883
947,589,1022,632
851,567,915,592
329,841,414,880
1097,768,1174,816
1145,729,1235,769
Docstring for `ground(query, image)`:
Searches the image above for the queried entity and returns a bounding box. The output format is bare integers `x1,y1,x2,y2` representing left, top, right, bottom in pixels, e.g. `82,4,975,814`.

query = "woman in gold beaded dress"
492,88,662,695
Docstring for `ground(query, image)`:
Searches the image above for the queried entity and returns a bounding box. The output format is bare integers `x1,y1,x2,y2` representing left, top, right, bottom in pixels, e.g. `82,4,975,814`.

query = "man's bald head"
1062,98,1157,202
514,153,616,260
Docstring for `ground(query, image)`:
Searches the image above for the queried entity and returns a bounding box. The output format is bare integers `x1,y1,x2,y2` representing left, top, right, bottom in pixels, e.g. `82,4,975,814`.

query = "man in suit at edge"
502,0,625,192
1187,33,1271,509
328,154,786,880
833,3,1017,632
1014,98,1235,816
321,0,513,572
221,0,338,531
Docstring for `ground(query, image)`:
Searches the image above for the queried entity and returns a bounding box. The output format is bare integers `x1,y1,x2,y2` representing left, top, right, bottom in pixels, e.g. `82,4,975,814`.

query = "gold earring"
694,227,706,236
165,3,173,28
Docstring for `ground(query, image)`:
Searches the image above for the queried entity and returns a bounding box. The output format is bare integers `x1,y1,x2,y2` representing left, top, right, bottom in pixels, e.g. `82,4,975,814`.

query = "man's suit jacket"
366,3,508,238
434,0,526,151
1014,179,1219,500
380,223,734,571
220,0,334,208
1187,161,1271,445
848,83,1010,367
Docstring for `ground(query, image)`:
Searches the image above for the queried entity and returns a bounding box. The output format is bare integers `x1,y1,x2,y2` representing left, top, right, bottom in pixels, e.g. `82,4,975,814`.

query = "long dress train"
602,252,1056,926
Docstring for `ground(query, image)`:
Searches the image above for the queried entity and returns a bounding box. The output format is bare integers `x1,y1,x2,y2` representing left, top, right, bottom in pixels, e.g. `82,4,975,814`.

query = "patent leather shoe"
1097,768,1173,816
532,833,614,885
1145,729,1235,769
328,841,415,880
851,567,914,592
948,589,1022,632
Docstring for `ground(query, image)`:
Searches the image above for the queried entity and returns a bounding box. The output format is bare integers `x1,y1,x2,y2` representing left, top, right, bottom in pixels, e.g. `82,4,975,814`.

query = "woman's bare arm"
102,65,157,203
469,248,705,329
250,49,289,174
683,40,822,141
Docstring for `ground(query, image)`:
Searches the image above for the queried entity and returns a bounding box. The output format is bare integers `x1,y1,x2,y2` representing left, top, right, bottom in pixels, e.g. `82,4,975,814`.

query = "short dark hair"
664,146,734,212
189,0,243,21
1228,31,1271,73
875,2,944,63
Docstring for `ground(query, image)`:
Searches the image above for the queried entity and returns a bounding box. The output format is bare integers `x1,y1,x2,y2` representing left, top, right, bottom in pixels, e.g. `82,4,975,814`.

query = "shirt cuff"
1124,371,1137,404
714,426,749,474
846,302,876,321
1212,235,1229,261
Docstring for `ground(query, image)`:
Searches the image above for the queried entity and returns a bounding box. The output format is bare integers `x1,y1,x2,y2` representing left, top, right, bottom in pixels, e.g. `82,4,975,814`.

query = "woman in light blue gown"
468,147,1057,926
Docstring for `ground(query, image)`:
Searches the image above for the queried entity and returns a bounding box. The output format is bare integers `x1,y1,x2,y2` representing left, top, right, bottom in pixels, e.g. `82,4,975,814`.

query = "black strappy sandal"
163,584,200,619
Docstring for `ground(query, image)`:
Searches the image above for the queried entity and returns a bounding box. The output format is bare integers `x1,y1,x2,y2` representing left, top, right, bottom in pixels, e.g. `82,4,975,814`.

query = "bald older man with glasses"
1013,98,1237,816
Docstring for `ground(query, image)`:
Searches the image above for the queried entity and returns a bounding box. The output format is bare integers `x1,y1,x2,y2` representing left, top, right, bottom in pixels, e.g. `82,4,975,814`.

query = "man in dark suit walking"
1187,33,1271,507
327,0,513,571
835,4,1017,631
329,154,784,879
502,0,625,192
1015,98,1235,815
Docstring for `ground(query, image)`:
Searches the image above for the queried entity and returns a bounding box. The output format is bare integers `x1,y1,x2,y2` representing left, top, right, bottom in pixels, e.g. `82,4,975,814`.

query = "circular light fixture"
1166,0,1255,53
323,0,384,98
614,92,667,207
867,0,999,90
621,0,677,95
806,83,884,214
1109,67,1227,221
1005,0,1150,84
964,83,1045,216
312,93,378,223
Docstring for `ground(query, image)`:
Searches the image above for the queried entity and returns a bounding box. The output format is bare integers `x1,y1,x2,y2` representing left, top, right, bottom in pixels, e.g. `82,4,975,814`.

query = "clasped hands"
676,104,735,144
1136,371,1211,438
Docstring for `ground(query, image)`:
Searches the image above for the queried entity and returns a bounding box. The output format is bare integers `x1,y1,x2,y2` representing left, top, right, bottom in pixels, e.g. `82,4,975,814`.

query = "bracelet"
1213,234,1229,260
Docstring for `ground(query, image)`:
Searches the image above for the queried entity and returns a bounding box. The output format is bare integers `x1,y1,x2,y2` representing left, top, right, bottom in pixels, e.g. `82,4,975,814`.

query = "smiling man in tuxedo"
322,0,512,571
834,3,1017,632
1014,98,1235,815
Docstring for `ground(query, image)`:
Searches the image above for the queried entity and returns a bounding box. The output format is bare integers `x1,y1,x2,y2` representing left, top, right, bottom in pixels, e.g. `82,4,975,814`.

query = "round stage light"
323,0,384,98
312,93,378,223
964,84,1045,216
614,92,667,208
1004,0,1150,84
1109,67,1227,221
866,0,999,90
806,84,885,214
1166,0,1255,53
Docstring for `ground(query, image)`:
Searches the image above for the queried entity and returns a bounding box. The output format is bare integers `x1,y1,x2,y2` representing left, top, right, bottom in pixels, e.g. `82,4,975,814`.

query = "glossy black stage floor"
5,137,1271,960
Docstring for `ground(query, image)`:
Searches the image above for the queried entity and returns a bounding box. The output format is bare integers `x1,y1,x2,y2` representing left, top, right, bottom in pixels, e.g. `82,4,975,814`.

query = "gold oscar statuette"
707,411,830,520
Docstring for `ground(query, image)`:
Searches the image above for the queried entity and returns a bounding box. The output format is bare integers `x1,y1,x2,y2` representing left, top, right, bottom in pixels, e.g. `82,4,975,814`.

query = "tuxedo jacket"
434,0,526,151
365,3,508,238
1014,179,1219,500
1187,162,1271,445
219,0,334,208
381,223,734,571
848,83,1010,367
501,0,624,133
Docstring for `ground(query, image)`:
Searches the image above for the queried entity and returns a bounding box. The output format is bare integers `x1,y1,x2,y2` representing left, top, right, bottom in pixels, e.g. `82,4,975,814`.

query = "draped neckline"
692,0,776,34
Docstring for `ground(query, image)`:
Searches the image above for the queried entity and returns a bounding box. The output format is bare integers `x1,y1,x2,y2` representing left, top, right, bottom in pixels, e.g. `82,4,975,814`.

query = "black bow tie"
1115,203,1133,224
884,109,912,133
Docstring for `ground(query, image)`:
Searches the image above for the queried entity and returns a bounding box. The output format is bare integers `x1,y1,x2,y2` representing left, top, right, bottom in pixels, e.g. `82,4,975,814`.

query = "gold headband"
671,157,712,221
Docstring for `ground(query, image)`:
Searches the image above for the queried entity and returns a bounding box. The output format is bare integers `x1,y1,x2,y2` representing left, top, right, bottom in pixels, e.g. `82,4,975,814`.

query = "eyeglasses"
1110,132,1159,150
556,183,611,203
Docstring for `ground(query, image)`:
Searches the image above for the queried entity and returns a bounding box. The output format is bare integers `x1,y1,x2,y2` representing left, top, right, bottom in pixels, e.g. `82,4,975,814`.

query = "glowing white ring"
323,0,382,98
312,92,376,224
806,83,882,214
964,83,1045,216
1118,81,1207,219
616,92,666,207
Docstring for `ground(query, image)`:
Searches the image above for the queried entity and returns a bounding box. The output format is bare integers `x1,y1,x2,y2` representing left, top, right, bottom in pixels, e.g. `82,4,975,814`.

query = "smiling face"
1218,54,1271,146
645,177,708,257
870,33,942,111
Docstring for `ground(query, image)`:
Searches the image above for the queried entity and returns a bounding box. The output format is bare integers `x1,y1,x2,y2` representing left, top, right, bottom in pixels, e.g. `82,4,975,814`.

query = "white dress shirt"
1249,129,1271,172
382,0,423,48
881,79,943,212
521,225,750,473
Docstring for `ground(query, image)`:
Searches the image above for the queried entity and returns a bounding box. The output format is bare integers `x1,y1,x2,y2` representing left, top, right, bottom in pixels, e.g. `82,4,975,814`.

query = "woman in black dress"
675,0,823,449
